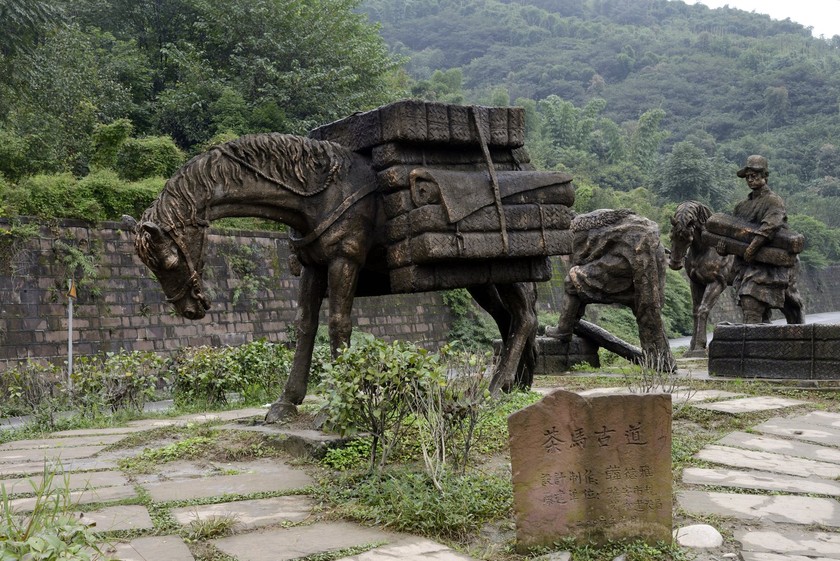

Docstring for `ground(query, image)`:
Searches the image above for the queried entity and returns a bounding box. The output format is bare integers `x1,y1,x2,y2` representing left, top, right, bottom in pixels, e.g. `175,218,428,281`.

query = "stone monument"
508,389,672,551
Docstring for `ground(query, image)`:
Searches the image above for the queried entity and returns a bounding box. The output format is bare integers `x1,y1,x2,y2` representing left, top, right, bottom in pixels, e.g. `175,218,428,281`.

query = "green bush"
0,361,69,429
169,340,291,407
116,135,185,181
6,173,105,222
319,338,441,470
77,169,162,220
90,119,134,169
71,350,166,416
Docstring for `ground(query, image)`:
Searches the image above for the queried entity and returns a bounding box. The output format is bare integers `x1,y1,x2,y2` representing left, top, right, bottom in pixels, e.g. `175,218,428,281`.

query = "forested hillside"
362,0,840,266
0,0,402,225
2,0,840,267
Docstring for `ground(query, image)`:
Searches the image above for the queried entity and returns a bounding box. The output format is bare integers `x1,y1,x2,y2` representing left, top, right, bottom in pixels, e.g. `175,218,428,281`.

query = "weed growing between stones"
0,467,106,561
183,513,240,542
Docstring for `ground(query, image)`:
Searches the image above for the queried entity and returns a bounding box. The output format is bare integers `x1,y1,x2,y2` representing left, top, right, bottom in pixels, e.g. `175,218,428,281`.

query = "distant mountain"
361,0,840,149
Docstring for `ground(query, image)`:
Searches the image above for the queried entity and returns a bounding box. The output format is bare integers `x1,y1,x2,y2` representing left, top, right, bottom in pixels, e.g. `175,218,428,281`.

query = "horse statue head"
669,200,712,271
133,160,214,320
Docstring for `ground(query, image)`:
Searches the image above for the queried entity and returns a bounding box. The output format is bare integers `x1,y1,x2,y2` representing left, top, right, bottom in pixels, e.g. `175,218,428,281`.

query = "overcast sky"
682,0,840,39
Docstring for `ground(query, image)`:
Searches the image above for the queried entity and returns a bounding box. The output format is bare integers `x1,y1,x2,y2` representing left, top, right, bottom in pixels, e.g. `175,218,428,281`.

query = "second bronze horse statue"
134,133,538,421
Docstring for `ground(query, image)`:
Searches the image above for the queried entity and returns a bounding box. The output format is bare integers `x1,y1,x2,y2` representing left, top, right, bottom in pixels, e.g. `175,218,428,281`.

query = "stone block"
508,390,672,551
813,324,840,340
740,360,812,379
812,360,840,379
742,340,812,360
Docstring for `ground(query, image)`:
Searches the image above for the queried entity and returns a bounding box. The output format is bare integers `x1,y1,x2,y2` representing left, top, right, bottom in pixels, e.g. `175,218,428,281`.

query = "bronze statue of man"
728,155,804,324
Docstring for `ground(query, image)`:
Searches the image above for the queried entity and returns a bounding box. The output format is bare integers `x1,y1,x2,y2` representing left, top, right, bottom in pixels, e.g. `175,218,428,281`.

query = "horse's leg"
326,257,361,355
688,279,705,351
694,279,727,352
468,285,511,346
507,283,538,389
470,283,538,392
266,266,326,423
783,273,805,324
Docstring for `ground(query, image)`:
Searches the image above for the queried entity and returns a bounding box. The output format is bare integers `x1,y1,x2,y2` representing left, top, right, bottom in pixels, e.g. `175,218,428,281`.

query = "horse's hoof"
265,401,298,423
544,326,571,343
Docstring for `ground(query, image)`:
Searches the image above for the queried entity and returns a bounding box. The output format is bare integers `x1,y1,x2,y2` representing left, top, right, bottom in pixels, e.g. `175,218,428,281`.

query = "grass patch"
321,468,512,541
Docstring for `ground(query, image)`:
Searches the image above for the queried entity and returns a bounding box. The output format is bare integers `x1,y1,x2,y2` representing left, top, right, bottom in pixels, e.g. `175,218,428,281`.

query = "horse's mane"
140,133,353,230
673,200,712,231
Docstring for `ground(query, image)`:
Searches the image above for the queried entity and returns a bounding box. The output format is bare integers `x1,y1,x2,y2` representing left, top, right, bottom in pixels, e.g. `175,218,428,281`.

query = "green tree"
654,141,720,205
628,108,667,178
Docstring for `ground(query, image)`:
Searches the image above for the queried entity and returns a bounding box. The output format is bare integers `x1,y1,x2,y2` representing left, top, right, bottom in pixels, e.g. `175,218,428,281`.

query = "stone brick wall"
0,219,454,371
2,218,839,372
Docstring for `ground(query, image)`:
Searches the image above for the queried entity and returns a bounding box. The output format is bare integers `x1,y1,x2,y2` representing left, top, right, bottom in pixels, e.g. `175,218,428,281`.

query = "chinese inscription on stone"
508,390,672,551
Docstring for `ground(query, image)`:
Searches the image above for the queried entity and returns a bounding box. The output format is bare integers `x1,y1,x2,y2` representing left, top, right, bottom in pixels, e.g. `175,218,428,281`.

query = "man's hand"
744,234,767,262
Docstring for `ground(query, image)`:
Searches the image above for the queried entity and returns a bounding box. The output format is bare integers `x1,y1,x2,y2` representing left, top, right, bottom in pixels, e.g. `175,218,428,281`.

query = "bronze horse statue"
134,133,538,421
668,200,735,354
550,208,675,370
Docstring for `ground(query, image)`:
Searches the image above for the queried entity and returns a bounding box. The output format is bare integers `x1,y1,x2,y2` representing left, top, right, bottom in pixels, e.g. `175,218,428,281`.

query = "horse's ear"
121,215,137,229
140,222,180,270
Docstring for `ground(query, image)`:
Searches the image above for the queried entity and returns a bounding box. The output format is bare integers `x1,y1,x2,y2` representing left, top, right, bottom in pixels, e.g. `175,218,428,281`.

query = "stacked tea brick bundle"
702,212,804,267
310,100,575,293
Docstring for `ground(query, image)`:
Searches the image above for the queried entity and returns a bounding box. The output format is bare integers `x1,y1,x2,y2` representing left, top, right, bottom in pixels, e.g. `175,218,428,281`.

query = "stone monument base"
535,335,600,374
708,323,840,379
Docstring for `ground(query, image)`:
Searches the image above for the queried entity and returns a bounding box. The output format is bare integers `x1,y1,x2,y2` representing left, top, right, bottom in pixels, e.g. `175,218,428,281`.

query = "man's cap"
737,155,768,178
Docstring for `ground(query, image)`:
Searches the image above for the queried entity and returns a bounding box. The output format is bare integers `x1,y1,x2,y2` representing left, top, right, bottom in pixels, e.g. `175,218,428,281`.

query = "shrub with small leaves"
169,340,291,407
319,338,442,470
71,350,165,416
0,360,68,428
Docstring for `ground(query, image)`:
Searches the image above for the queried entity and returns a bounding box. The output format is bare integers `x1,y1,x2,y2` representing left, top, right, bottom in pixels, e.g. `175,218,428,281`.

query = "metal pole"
67,279,74,388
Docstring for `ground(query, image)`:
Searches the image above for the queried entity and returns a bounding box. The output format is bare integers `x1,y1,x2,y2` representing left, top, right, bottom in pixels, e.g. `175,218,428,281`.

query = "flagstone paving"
0,444,109,463
81,505,155,532
677,490,840,526
170,496,316,530
717,431,840,464
0,469,128,493
754,417,840,446
690,396,808,414
735,529,840,559
2,388,840,561
683,406,840,561
682,467,840,496
9,483,138,511
107,536,194,561
0,434,127,450
695,444,840,478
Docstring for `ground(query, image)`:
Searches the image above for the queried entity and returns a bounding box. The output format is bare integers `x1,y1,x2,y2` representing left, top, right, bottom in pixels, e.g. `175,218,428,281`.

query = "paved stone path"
0,407,474,560
1,385,838,560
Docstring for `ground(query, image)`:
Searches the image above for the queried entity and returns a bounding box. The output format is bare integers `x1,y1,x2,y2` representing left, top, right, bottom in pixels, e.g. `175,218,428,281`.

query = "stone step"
718,431,840,464
691,396,808,414
677,490,840,526
683,467,840,496
696,445,840,478
736,528,840,560
755,416,840,447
